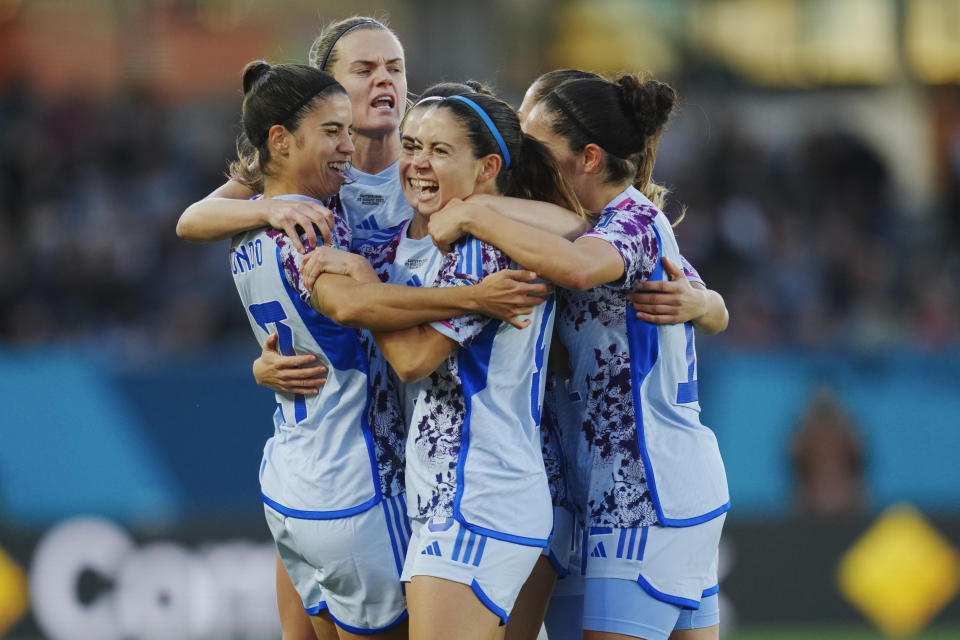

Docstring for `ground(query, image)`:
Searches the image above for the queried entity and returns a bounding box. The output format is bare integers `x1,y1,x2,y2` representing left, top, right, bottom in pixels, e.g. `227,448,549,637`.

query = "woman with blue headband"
298,91,580,640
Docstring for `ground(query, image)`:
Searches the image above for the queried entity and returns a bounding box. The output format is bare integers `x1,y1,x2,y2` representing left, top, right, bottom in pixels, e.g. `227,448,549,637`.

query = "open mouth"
371,95,395,111
409,177,438,198
328,161,349,177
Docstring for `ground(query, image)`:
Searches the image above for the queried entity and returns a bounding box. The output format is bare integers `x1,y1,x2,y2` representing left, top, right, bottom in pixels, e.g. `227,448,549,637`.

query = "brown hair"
228,60,345,191
308,16,400,73
432,92,582,215
541,73,677,211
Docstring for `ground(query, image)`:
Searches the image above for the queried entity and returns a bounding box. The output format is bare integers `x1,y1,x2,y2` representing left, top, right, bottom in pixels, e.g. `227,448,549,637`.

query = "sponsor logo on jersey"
357,194,386,206
420,541,443,557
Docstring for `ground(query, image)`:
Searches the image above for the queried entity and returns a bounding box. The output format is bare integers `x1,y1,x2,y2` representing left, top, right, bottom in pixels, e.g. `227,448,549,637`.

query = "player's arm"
627,257,729,334
303,246,548,331
428,200,623,290
309,270,545,332
465,194,590,241
370,324,459,383
175,179,334,252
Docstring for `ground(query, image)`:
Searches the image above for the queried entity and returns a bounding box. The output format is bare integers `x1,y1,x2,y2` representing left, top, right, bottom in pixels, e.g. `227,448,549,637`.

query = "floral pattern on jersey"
580,342,656,527
355,222,405,283
584,202,659,292
360,330,406,498
270,195,352,303
408,236,512,518
679,254,704,286
411,367,466,516
559,197,664,529
540,374,569,507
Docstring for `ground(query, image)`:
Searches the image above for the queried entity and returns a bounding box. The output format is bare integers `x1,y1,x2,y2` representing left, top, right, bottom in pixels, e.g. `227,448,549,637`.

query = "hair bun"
242,60,272,95
615,74,676,141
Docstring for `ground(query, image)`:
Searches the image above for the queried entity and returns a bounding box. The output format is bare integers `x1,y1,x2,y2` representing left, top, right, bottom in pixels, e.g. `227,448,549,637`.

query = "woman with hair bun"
428,73,729,640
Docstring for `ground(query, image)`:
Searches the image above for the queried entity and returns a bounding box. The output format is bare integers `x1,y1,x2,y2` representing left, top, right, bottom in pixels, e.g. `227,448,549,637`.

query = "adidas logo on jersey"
358,215,380,231
590,542,607,558
420,541,442,557
407,275,422,287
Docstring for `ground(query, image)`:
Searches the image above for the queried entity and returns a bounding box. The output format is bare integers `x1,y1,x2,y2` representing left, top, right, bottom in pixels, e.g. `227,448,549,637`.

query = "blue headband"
447,95,511,168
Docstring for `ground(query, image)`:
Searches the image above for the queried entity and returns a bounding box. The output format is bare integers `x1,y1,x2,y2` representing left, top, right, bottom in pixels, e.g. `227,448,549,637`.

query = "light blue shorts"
583,578,720,640
401,516,542,624
583,514,725,606
264,494,410,633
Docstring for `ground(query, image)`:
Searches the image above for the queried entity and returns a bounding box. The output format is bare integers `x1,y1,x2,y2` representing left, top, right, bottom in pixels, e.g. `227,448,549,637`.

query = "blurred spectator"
790,387,868,517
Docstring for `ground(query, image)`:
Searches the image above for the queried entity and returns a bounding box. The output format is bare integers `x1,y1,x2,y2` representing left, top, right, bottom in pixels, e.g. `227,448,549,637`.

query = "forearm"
371,324,456,383
468,195,589,240
313,276,481,332
690,288,729,335
460,207,608,290
176,197,270,242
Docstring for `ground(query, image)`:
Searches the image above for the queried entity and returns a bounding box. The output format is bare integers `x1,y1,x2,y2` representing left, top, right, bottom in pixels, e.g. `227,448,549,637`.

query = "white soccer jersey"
400,235,554,546
558,186,729,529
230,194,405,518
340,162,413,245
356,219,445,426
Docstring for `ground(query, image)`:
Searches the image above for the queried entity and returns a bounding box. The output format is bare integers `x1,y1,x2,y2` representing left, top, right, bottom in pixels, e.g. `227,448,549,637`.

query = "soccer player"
177,16,411,252
427,74,730,640
300,92,579,640
224,62,553,640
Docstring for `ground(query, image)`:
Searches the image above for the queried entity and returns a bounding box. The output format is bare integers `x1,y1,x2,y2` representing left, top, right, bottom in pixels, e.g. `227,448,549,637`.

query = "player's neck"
583,181,630,213
351,131,400,175
408,212,429,240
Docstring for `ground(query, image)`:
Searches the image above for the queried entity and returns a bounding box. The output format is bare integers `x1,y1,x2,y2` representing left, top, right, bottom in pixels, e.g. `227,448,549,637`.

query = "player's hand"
427,198,472,253
627,256,706,324
264,199,335,253
301,246,378,291
252,333,327,395
475,269,552,329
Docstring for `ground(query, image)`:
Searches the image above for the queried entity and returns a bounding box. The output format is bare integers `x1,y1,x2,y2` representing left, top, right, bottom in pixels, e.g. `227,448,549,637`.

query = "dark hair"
542,73,677,210
527,69,600,106
308,16,400,72
229,60,346,191
415,80,494,100
432,92,581,214
400,81,494,130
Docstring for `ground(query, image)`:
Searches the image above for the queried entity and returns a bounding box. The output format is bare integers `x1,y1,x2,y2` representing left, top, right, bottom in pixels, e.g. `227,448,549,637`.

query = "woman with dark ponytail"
226,63,562,640
427,73,730,640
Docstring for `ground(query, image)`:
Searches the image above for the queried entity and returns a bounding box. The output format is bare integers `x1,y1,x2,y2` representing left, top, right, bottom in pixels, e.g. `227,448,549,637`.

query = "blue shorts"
583,578,720,640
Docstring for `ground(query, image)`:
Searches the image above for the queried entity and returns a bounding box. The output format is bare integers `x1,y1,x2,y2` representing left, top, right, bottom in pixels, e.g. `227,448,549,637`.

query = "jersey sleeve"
428,236,511,348
581,204,659,291
680,254,705,286
266,230,313,304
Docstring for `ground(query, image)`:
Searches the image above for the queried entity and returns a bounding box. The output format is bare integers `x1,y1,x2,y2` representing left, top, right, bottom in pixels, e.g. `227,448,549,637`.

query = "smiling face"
328,29,407,137
398,103,430,210
288,92,354,199
401,105,496,216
